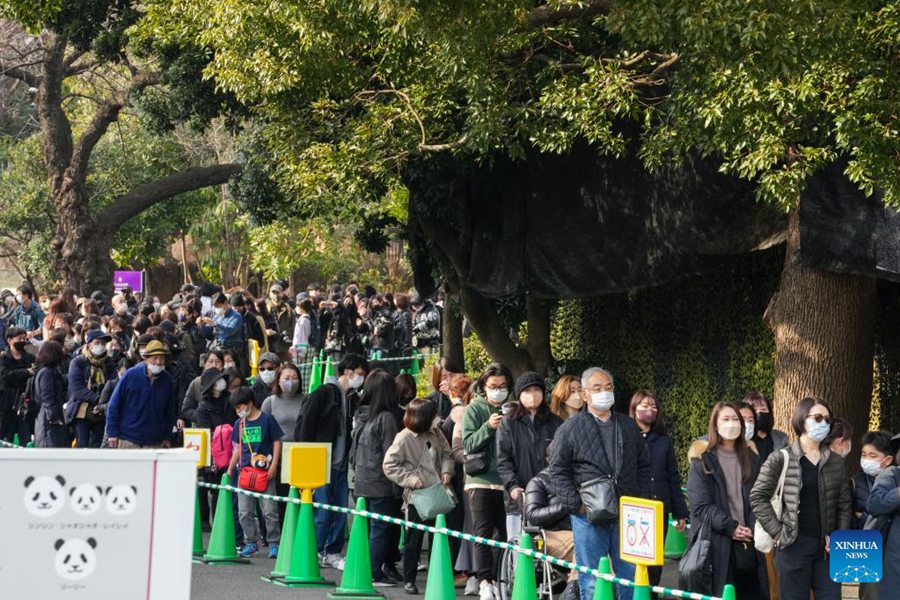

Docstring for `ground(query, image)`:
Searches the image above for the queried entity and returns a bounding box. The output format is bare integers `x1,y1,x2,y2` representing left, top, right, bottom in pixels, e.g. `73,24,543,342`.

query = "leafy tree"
0,5,245,293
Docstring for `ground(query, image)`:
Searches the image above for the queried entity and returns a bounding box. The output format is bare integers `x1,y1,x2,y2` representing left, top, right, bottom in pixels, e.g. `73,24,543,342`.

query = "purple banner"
113,270,143,293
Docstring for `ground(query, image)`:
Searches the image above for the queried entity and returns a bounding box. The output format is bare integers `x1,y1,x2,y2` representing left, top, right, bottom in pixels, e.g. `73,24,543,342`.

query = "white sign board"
619,497,664,566
0,449,196,600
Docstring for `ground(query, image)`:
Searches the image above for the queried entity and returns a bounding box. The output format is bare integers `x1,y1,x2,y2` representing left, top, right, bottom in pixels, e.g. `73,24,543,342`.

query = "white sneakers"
478,580,500,600
319,552,346,570
464,576,479,596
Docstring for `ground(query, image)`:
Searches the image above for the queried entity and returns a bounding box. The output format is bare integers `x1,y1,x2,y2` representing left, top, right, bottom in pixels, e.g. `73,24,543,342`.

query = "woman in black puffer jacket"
750,397,851,600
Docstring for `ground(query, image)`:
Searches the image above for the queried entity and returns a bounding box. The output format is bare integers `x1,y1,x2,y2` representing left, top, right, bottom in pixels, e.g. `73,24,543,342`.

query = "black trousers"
775,535,839,600
403,505,433,584
469,488,506,582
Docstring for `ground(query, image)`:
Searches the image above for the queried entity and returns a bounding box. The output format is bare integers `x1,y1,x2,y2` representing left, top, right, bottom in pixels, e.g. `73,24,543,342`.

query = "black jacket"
294,382,357,470
852,470,876,530
686,441,767,598
524,469,570,531
350,405,402,498
181,369,234,429
548,411,650,513
0,350,33,411
497,409,562,512
642,430,689,519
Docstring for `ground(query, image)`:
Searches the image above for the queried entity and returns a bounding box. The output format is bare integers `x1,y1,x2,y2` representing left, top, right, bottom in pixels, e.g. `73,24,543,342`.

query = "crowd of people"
1,279,899,600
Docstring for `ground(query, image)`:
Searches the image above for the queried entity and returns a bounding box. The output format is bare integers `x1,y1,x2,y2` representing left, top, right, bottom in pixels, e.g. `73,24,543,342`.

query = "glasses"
259,367,276,372
806,414,832,424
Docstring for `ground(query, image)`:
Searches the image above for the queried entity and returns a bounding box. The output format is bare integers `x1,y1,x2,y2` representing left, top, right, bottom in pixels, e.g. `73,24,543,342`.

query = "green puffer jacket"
461,394,503,487
749,440,852,549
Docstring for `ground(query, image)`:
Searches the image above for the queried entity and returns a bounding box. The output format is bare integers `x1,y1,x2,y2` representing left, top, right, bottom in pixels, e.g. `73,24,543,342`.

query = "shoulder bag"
754,448,789,552
237,418,270,492
579,417,620,524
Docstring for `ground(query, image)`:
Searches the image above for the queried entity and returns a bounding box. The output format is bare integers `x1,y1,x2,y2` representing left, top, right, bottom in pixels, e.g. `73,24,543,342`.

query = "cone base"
274,575,336,588
327,591,385,600
199,555,251,564
193,551,205,558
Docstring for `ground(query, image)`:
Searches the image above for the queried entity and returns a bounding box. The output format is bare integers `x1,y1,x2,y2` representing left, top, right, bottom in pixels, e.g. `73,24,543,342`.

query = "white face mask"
90,344,107,357
215,307,226,316
348,374,364,389
259,370,276,385
147,363,165,375
805,418,831,443
860,458,886,477
590,391,615,411
281,379,298,395
743,422,755,441
213,379,227,392
224,361,235,371
717,421,742,441
487,388,508,403
237,408,251,418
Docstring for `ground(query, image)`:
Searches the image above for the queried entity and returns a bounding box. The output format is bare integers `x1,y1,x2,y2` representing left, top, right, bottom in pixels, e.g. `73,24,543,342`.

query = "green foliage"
552,249,782,475
463,333,492,376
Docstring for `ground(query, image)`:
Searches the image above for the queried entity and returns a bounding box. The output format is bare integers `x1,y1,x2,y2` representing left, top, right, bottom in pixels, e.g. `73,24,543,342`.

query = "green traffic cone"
409,349,420,375
632,565,652,600
511,533,538,600
281,488,333,587
25,441,34,448
12,433,20,447
308,357,323,393
592,556,614,600
201,474,249,564
664,514,687,558
328,497,383,600
324,358,336,380
265,487,300,582
193,489,205,557
424,514,454,600
399,368,408,375
721,584,736,600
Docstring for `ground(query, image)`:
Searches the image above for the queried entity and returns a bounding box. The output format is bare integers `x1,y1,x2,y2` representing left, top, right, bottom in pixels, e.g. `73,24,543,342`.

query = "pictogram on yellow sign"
619,496,664,567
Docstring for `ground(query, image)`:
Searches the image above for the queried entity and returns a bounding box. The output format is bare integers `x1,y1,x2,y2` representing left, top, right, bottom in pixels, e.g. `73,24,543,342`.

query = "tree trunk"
764,207,876,446
51,175,115,294
441,287,465,370
458,284,533,376
525,295,554,377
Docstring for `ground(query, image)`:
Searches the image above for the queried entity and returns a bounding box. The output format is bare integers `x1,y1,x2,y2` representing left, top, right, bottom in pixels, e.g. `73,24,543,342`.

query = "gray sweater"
261,393,302,442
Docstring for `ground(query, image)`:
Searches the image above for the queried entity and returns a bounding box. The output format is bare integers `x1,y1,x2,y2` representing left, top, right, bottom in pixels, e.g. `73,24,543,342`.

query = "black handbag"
579,418,620,524
732,540,758,574
464,451,489,476
678,515,714,594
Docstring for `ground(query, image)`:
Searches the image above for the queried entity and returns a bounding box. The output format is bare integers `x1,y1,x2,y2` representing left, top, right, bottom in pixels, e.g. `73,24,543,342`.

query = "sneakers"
267,544,278,559
403,582,419,594
491,583,500,600
417,562,427,572
479,580,494,600
372,579,397,588
239,542,259,557
383,564,403,582
464,577,479,596
322,553,345,570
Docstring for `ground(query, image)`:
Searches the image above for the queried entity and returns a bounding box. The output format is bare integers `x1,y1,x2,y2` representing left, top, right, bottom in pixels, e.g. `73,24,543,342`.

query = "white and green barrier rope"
294,351,437,369
198,480,720,600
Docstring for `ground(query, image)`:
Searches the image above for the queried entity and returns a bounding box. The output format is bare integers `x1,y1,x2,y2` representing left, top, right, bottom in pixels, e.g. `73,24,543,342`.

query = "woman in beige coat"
383,398,455,594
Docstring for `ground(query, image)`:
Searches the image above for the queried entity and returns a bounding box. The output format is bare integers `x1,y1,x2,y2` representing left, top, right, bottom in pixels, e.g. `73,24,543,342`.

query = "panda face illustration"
23,475,67,517
70,484,104,516
105,485,138,516
54,538,97,580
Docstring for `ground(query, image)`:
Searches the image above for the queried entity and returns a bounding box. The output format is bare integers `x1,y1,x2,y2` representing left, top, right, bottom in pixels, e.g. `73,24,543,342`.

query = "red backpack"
211,424,234,469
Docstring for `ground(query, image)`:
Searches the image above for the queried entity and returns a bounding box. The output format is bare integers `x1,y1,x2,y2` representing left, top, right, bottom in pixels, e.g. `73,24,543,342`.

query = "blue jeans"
571,514,634,600
314,468,349,555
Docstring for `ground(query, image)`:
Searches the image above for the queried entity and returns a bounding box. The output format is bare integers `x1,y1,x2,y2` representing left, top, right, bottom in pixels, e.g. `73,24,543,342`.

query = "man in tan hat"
105,340,177,449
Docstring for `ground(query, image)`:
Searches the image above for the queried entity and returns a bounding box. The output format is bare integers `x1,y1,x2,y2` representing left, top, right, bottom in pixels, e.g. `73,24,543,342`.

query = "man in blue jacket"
106,340,177,449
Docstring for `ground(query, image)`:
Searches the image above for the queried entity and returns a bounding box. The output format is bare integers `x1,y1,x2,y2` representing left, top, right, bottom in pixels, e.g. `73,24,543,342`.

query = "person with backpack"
0,326,34,443
67,329,116,448
33,341,68,448
227,387,284,559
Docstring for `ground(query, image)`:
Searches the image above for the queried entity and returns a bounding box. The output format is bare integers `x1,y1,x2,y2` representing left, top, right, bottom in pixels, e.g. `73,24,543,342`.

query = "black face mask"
12,341,27,352
756,412,774,433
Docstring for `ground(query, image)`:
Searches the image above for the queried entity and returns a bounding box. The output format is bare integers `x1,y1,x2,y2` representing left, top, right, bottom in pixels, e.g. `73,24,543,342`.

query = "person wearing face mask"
743,391,788,465
67,329,116,448
685,402,766,599
349,370,405,587
865,433,900,600
462,363,514,600
549,375,584,421
0,327,35,443
496,372,562,541
750,397,851,600
261,364,304,446
294,352,370,569
252,352,281,406
105,340,178,449
32,341,69,448
825,418,854,460
444,373,476,589
628,390,688,589
548,367,649,600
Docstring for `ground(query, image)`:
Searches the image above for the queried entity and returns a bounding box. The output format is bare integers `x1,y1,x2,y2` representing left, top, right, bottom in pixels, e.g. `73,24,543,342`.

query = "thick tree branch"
99,163,242,233
70,71,161,182
0,58,41,86
419,134,469,153
36,32,73,190
523,0,614,30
